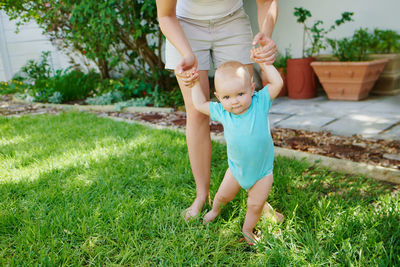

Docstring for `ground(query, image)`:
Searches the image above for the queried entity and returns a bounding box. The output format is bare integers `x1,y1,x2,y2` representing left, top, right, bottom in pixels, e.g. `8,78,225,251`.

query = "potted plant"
287,7,354,99
311,28,388,100
368,29,400,95
261,49,291,97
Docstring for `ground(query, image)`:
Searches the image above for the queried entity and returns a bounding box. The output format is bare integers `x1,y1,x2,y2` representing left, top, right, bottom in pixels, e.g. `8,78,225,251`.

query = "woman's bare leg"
176,70,212,220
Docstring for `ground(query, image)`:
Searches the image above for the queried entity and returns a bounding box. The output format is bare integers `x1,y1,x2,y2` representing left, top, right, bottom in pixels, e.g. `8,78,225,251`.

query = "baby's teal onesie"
209,85,274,190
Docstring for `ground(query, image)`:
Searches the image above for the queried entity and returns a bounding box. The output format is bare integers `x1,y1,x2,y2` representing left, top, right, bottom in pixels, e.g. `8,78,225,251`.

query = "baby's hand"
175,68,200,88
251,47,272,70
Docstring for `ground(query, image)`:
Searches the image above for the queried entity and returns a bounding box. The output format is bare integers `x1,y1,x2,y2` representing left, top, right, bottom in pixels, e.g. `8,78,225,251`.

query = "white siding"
0,11,69,81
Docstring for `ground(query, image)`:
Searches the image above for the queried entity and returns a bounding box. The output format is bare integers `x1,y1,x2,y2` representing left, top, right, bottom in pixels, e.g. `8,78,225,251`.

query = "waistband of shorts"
177,6,243,25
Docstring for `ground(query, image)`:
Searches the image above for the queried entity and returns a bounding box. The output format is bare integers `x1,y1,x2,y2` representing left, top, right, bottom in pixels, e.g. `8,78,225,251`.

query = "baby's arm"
251,47,283,100
190,76,210,116
259,63,283,100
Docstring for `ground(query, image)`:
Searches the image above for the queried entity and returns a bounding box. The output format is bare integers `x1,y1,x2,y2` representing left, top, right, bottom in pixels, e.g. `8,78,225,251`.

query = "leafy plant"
112,75,150,99
20,51,53,80
370,29,400,54
294,7,354,57
273,49,292,71
328,28,374,61
28,69,102,103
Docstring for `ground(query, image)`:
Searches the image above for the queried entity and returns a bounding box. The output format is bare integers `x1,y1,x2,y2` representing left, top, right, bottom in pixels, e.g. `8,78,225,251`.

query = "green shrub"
111,76,150,99
52,69,101,102
151,86,184,108
370,29,400,54
328,28,374,61
28,69,101,103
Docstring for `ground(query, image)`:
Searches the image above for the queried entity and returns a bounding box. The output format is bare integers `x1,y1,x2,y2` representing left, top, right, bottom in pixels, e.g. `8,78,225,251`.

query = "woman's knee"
186,108,209,125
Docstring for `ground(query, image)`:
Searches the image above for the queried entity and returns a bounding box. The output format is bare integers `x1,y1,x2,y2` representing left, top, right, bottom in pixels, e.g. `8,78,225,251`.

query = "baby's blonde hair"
214,61,251,92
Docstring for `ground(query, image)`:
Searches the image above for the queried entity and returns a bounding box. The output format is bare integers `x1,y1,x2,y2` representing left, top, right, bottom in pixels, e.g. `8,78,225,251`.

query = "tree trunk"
119,31,173,91
97,57,110,79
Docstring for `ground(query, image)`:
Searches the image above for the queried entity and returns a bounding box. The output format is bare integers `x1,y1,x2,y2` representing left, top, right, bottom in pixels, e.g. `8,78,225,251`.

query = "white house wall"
0,11,71,81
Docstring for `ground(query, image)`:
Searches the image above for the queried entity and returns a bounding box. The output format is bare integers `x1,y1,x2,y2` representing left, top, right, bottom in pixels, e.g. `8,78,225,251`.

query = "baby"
189,57,283,245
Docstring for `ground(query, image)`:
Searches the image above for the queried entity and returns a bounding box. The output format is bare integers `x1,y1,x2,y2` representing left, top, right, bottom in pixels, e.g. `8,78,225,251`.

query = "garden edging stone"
106,115,400,185
11,96,174,113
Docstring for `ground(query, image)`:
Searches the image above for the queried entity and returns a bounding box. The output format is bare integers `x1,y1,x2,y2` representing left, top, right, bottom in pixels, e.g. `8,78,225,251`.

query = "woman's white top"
176,0,243,20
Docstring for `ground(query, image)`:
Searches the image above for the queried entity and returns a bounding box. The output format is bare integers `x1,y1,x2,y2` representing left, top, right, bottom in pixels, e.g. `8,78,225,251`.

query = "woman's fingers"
252,32,266,46
251,33,277,64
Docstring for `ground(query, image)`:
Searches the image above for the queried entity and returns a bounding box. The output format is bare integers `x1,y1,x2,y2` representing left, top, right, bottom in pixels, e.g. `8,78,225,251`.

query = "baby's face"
215,77,255,115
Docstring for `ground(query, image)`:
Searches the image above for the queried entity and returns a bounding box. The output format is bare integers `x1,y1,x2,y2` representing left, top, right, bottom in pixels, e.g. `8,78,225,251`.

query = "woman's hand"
251,32,276,64
175,53,199,87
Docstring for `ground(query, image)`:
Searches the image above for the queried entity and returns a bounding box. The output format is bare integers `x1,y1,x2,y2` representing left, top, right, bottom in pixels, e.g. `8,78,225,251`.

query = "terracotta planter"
286,57,317,99
261,67,287,97
369,53,400,95
311,59,388,100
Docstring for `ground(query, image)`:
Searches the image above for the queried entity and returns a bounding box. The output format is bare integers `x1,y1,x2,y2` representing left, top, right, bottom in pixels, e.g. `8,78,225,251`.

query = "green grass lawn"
0,112,399,266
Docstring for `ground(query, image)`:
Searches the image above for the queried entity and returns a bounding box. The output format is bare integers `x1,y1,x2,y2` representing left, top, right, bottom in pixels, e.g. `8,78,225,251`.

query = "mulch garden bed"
1,94,399,170
102,110,400,171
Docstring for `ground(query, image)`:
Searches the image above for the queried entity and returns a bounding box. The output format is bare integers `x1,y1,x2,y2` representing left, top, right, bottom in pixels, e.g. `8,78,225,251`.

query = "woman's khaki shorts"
165,7,253,71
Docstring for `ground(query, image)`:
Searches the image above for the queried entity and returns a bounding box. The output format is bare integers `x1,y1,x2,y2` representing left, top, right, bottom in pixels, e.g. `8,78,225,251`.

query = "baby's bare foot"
241,231,258,246
182,197,208,221
203,209,219,224
263,203,284,223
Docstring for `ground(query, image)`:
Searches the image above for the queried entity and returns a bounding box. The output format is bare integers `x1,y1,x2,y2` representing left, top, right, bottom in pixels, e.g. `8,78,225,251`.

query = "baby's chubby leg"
242,173,274,245
204,168,241,224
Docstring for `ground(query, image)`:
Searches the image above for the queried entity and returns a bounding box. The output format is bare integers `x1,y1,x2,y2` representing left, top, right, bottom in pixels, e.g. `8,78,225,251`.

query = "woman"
156,0,281,220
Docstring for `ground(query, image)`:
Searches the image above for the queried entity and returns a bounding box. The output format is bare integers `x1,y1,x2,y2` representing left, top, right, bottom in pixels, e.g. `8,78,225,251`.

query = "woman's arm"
252,0,278,64
256,0,278,38
156,0,197,73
